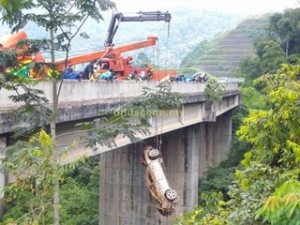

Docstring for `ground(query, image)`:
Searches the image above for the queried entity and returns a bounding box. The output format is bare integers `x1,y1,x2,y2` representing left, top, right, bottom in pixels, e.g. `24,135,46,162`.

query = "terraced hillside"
181,15,270,77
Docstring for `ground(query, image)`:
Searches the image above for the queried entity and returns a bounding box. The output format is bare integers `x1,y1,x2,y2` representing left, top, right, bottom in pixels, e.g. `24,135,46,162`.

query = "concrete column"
213,111,232,165
0,136,6,218
162,125,200,216
99,142,155,225
99,124,201,225
198,110,232,177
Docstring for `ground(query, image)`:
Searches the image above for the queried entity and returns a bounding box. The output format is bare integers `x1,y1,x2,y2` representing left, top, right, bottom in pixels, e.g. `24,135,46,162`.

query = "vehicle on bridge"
58,11,176,81
0,11,177,80
142,145,179,216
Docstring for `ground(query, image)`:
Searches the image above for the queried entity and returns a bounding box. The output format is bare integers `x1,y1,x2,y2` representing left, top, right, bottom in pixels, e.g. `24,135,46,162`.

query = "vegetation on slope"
175,7,300,225
180,15,269,77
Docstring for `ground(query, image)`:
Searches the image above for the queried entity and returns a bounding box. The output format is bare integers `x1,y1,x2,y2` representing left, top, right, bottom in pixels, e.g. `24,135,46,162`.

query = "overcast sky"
113,0,298,15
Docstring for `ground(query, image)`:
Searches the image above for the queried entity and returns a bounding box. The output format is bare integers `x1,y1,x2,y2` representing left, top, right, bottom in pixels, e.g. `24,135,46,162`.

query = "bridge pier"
199,110,232,176
99,123,204,225
99,111,233,225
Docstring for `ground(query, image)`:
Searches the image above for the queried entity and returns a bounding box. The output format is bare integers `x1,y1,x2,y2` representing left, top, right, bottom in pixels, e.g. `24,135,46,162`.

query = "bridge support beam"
199,110,232,176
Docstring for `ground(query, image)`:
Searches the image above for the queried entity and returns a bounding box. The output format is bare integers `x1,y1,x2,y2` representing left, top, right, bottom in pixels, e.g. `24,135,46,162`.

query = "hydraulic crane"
104,11,171,47
56,11,172,79
56,36,159,77
1,11,174,79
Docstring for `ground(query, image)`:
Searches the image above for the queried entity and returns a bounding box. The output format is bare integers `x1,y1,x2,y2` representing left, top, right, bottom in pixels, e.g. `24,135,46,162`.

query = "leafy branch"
78,81,183,148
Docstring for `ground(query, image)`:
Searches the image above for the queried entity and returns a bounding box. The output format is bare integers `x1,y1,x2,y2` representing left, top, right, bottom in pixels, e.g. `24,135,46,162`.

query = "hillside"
180,15,270,77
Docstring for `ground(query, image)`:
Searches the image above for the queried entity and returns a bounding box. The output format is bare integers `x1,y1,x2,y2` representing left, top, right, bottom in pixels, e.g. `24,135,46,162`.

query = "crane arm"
105,11,171,47
55,50,107,70
0,30,27,49
110,36,157,57
55,36,158,69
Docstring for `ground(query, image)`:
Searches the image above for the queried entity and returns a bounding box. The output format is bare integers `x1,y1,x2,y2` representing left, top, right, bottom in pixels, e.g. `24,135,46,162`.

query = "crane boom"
55,36,158,70
105,11,171,47
1,11,173,79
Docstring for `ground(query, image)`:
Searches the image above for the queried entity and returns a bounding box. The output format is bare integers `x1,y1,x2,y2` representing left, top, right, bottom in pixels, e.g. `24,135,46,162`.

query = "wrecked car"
142,145,179,216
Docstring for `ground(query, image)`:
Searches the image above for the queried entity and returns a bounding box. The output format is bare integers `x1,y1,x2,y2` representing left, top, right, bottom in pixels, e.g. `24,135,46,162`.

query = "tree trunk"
49,26,60,225
285,38,289,58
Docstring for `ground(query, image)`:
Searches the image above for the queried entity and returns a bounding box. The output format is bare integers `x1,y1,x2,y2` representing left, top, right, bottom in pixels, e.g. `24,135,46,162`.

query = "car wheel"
165,189,177,201
148,148,160,159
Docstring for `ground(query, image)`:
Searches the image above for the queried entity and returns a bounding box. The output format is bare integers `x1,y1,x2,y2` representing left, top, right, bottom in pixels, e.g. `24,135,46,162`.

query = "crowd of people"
63,61,154,82
63,60,116,81
63,61,208,84
125,64,153,81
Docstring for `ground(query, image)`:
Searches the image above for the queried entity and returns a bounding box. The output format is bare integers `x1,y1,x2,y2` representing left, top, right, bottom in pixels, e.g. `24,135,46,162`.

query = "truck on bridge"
57,10,176,80
0,11,176,80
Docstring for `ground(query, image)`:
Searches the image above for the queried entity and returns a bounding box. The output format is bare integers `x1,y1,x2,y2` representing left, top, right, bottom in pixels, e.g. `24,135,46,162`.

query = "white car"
142,146,179,216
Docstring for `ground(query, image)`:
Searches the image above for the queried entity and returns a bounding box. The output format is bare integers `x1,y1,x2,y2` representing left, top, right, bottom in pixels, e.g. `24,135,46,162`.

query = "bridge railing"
0,80,238,108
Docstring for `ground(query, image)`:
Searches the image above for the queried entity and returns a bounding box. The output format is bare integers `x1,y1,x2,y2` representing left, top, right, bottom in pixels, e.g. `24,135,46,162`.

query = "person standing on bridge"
83,60,95,80
145,64,153,81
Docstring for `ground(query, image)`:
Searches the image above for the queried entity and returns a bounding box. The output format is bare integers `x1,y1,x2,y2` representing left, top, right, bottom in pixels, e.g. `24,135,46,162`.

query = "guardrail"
0,80,239,108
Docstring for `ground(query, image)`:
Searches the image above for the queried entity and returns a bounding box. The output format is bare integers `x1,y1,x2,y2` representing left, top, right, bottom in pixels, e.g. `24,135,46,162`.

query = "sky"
113,0,299,16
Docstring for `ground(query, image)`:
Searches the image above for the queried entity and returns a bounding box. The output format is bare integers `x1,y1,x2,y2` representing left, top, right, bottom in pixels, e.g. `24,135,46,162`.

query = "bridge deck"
0,80,238,108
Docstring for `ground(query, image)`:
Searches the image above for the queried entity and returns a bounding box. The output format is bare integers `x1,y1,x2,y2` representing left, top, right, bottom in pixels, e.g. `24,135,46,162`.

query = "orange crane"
56,11,174,79
56,36,158,78
0,30,45,64
1,11,175,80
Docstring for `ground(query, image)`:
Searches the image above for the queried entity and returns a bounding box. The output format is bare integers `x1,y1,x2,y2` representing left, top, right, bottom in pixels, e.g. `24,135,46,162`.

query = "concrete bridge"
0,80,241,224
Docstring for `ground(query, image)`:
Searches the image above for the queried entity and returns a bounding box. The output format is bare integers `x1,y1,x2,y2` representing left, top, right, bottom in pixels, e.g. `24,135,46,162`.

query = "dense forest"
1,1,300,224
175,7,300,225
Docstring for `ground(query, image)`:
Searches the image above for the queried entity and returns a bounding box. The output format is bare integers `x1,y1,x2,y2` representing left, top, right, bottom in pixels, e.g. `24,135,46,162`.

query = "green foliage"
240,39,287,82
256,39,287,73
180,39,218,68
1,130,91,224
174,9,300,225
178,67,199,75
1,71,51,136
1,130,60,224
204,77,224,103
199,167,236,200
231,63,300,224
176,57,300,225
59,158,99,225
269,8,300,56
240,87,266,109
256,179,300,225
238,64,300,166
79,81,183,148
239,57,262,83
174,192,227,225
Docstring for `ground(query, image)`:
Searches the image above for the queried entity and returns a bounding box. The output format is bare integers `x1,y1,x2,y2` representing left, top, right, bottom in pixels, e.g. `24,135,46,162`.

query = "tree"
0,1,116,224
1,130,85,225
175,63,300,225
277,17,293,57
79,82,183,148
59,158,100,225
0,81,183,224
234,63,300,224
269,8,300,57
